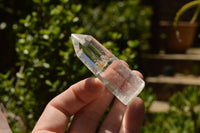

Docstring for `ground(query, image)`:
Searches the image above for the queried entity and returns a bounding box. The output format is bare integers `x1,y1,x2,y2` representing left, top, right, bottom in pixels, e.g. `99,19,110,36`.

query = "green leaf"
43,62,50,68
33,0,40,4
60,0,69,3
71,4,82,13
43,0,50,4
16,72,24,79
50,6,63,15
127,40,139,48
60,0,69,4
45,80,52,86
108,32,122,40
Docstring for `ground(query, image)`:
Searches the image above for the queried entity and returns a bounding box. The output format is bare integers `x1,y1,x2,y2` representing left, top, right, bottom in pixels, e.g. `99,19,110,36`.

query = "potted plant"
159,0,199,53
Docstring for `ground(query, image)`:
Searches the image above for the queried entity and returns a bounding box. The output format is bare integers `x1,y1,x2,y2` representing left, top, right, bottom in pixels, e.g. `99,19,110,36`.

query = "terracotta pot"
159,21,198,53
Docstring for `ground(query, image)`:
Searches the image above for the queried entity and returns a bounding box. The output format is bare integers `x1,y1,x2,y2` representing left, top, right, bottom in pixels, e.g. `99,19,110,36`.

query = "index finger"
32,78,105,133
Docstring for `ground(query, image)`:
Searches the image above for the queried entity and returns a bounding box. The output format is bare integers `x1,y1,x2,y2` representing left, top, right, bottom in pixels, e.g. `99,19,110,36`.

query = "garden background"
0,0,200,132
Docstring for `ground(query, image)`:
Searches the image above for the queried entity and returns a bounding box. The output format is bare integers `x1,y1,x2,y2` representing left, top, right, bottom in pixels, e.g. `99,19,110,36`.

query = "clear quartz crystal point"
71,34,145,105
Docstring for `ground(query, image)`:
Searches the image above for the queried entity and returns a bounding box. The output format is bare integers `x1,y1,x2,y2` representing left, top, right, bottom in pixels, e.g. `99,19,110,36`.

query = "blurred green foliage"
0,0,152,132
81,0,152,69
142,86,200,133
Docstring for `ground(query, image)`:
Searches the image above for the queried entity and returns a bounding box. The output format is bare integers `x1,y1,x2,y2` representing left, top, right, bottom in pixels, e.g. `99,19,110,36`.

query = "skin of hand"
32,68,145,133
0,109,12,133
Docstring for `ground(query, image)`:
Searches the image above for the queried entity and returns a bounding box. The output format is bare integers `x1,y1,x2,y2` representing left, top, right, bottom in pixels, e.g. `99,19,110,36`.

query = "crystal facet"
71,34,145,105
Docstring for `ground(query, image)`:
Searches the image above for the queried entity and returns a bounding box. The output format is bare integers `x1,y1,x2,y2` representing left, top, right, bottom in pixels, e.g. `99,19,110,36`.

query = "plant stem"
191,4,200,23
15,64,25,88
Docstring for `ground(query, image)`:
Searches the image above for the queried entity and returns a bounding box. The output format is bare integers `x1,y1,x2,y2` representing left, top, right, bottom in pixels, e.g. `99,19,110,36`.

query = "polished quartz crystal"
71,34,145,105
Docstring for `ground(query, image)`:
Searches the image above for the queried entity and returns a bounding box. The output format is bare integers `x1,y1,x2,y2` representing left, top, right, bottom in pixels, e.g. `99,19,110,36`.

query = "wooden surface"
146,75,200,86
149,101,169,113
143,48,200,61
143,54,200,61
149,101,200,113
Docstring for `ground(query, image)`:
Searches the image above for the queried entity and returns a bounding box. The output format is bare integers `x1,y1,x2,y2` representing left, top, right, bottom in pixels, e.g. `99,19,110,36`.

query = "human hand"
0,106,12,133
32,71,144,133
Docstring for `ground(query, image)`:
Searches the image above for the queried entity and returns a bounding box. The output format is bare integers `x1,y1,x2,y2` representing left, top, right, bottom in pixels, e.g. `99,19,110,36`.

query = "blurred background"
0,0,200,132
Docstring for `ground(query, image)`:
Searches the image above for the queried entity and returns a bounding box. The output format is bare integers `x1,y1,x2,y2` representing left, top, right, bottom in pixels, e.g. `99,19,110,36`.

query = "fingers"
120,60,144,80
67,62,144,133
120,60,129,67
98,97,144,133
0,109,12,133
98,99,126,133
98,68,144,133
132,70,144,80
32,78,106,133
120,97,145,133
68,87,114,133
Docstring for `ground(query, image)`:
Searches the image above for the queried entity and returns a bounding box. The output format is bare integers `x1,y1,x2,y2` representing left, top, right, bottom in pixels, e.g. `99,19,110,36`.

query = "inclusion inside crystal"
71,34,145,105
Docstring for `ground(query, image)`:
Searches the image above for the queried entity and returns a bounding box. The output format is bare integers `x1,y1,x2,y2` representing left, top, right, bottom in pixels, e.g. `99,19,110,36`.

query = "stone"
71,34,145,105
